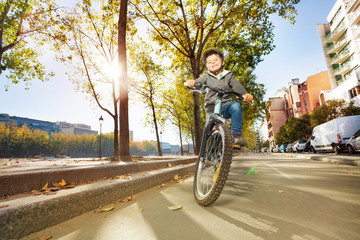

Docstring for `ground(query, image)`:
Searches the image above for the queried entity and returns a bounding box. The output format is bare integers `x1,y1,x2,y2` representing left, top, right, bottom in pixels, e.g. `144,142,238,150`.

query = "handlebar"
184,81,253,104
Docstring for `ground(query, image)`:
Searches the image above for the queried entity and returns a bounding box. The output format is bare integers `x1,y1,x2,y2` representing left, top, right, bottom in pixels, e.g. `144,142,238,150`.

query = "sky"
0,0,337,145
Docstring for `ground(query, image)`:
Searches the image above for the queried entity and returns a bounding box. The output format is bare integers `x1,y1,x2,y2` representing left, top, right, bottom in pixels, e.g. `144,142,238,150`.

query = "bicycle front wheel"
193,123,233,206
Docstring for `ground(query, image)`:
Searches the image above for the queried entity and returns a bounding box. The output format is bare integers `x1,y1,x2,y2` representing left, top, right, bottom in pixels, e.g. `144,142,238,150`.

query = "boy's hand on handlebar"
243,93,253,102
184,80,196,89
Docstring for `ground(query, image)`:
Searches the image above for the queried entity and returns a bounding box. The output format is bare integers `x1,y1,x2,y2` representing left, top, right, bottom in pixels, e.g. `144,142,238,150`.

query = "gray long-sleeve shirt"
195,70,247,113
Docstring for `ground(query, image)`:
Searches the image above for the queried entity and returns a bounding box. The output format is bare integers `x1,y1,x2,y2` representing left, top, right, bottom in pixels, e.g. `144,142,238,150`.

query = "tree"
160,80,189,156
118,0,131,160
275,115,312,144
130,0,300,154
0,0,61,90
55,0,135,158
129,43,165,156
310,99,360,127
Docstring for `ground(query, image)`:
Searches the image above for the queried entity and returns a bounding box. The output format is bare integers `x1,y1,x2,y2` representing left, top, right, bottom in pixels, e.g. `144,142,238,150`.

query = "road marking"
264,162,292,179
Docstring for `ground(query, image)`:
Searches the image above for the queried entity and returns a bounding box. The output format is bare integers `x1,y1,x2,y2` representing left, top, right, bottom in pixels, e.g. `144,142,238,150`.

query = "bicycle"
187,82,250,206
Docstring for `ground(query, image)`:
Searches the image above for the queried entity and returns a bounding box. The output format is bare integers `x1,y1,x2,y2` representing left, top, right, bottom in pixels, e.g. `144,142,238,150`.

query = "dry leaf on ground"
94,203,115,213
278,190,285,193
167,206,183,211
59,179,66,187
0,204,9,209
40,183,49,191
38,236,52,240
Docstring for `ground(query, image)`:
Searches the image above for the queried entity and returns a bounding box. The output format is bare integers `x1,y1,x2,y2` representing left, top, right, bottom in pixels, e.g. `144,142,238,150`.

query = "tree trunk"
192,64,202,155
118,0,131,161
178,121,183,156
151,99,162,156
112,80,119,157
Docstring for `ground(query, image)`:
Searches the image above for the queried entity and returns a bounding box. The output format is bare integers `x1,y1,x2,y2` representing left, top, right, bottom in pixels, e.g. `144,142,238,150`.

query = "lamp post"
99,115,104,159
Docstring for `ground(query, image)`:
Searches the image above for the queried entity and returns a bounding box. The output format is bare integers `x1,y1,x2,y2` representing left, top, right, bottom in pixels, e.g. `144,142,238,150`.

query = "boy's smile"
206,54,224,75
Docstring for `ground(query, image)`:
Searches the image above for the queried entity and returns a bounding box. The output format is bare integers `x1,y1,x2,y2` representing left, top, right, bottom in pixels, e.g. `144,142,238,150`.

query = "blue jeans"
222,101,242,135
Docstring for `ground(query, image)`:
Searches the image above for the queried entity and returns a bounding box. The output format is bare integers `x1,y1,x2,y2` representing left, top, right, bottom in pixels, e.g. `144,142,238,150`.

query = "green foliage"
130,0,300,152
275,115,312,144
310,99,360,126
0,122,160,157
0,0,60,90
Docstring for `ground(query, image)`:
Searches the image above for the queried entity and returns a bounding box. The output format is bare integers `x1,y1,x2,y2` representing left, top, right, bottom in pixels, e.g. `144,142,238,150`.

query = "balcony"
346,0,360,13
352,26,360,39
323,21,346,44
326,37,349,54
330,48,351,64
334,61,352,75
348,8,360,26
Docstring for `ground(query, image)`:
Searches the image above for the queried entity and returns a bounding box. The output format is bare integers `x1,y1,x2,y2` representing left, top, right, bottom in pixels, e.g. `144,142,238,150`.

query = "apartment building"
298,71,332,113
317,0,360,106
266,96,288,147
264,72,331,146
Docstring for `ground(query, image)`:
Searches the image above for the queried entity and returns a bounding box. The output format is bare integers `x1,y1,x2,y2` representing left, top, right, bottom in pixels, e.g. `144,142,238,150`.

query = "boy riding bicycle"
185,48,253,146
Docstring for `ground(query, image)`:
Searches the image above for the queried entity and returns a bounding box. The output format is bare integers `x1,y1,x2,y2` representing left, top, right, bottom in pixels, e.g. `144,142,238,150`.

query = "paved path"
20,153,360,240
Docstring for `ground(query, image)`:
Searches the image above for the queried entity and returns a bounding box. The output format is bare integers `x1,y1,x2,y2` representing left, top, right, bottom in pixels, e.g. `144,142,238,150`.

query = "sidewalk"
0,156,197,240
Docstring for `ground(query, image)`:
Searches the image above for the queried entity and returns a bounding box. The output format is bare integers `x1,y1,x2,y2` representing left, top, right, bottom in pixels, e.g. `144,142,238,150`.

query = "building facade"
266,97,288,147
0,113,98,135
0,113,60,134
317,0,360,106
298,71,332,113
264,72,332,146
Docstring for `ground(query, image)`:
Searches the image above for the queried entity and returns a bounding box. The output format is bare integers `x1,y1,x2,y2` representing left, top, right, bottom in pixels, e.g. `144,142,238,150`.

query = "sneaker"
233,133,247,147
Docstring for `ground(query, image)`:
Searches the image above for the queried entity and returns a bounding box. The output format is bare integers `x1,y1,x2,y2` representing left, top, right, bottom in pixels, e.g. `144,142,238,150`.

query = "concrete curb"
273,153,360,166
0,158,197,196
0,163,195,240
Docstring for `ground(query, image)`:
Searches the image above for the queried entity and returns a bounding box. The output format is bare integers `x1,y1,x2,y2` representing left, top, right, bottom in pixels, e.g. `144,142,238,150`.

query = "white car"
346,129,360,154
292,140,307,152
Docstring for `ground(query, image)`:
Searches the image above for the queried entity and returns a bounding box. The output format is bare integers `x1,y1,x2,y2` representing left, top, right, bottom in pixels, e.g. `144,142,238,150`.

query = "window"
349,85,360,98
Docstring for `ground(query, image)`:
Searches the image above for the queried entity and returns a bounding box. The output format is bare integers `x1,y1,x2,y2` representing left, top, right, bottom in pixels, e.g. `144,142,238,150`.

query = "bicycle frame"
199,93,227,159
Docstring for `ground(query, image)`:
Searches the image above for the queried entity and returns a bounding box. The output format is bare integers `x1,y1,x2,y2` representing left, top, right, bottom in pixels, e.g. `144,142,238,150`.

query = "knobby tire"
193,123,233,206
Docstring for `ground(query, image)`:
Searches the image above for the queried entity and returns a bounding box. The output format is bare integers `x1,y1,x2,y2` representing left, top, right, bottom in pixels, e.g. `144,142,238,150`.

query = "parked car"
292,140,307,152
346,129,360,154
279,144,287,153
286,143,294,152
304,138,311,152
310,115,360,154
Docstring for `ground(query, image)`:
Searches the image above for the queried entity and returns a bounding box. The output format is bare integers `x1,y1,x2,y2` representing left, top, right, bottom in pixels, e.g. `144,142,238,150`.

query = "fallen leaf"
0,204,9,209
174,174,179,181
94,206,102,213
118,196,134,203
59,179,66,187
167,205,183,211
40,183,48,191
101,203,114,212
39,236,52,240
139,208,144,212
278,190,285,194
94,203,115,213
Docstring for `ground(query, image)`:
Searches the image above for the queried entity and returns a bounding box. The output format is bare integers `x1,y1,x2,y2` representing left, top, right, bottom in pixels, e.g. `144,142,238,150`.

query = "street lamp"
99,115,104,159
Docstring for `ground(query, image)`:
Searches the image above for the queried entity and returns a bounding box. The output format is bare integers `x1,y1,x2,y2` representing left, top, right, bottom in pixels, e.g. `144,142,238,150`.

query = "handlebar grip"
194,82,203,89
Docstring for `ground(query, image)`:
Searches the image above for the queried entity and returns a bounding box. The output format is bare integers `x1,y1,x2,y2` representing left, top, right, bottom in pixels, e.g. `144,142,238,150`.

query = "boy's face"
206,54,224,73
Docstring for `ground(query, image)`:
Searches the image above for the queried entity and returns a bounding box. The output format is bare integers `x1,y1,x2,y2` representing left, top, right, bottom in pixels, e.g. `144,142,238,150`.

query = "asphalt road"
22,153,360,240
